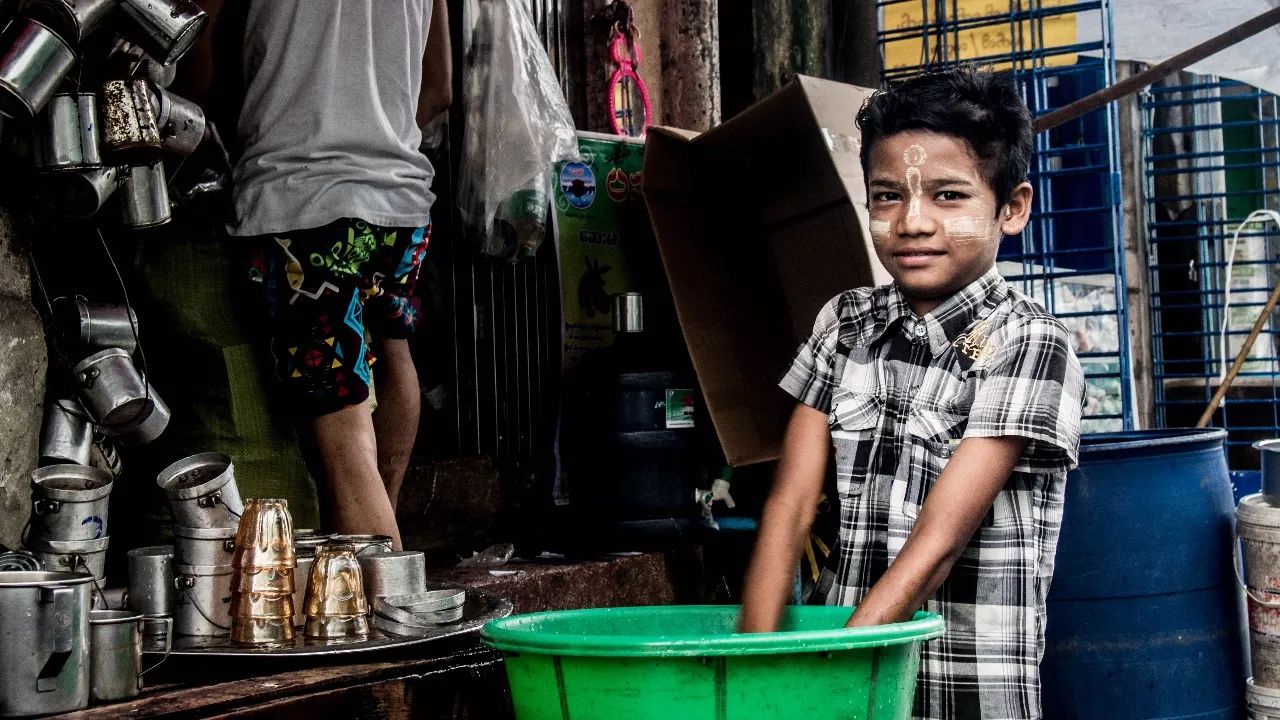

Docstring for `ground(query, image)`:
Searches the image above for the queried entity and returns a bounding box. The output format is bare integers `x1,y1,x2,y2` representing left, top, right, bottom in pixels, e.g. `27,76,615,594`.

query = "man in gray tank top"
187,0,452,549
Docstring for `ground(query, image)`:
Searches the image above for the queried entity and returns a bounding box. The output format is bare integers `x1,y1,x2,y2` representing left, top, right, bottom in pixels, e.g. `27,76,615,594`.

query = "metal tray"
144,585,511,658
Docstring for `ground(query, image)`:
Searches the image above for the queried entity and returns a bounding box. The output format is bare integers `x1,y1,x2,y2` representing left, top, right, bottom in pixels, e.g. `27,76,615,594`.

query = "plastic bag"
459,0,578,262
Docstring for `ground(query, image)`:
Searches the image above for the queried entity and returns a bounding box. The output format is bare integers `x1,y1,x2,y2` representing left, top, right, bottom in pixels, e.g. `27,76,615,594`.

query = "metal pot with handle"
0,571,93,716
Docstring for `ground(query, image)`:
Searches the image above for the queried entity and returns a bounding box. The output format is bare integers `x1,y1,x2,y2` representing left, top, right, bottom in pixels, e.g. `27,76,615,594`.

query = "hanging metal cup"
119,162,170,228
73,347,154,430
19,0,118,45
0,18,75,119
38,165,119,218
53,296,139,354
38,397,93,466
35,92,100,170
102,374,167,444
101,78,160,164
148,83,203,156
118,0,206,66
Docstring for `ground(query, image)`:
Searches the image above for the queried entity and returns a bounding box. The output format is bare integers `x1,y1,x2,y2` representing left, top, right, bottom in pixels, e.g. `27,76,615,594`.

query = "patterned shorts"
247,217,431,416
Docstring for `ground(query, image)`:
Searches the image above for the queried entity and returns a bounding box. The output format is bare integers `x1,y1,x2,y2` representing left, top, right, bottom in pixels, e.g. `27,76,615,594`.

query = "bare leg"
372,337,421,514
311,401,404,550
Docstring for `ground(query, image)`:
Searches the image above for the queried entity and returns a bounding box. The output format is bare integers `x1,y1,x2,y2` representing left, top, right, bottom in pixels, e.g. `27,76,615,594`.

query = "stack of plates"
372,588,467,637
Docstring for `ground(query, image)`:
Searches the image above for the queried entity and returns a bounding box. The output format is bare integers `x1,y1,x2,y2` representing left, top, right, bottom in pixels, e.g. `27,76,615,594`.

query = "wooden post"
752,0,831,101
658,0,720,130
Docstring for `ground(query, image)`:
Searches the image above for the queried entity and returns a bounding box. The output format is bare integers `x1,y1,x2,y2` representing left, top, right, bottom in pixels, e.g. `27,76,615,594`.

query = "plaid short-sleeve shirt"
780,266,1086,720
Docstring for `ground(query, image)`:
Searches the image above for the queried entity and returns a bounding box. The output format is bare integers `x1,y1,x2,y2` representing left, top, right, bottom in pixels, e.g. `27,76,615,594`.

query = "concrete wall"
0,207,48,549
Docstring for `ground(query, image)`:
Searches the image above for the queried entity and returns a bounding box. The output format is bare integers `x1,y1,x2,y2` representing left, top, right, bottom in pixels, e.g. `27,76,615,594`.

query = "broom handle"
1197,282,1280,428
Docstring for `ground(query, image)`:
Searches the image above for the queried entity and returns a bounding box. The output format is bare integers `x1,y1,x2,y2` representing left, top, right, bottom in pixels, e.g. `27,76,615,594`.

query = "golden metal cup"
230,614,295,644
232,498,296,569
230,590,294,619
303,544,368,639
235,565,296,594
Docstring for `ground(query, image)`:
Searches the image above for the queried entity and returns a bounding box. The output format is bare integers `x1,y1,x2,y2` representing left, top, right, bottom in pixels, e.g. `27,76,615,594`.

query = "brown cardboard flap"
643,76,882,466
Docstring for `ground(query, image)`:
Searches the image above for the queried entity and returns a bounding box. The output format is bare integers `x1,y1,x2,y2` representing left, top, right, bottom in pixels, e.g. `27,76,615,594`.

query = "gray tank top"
228,0,436,236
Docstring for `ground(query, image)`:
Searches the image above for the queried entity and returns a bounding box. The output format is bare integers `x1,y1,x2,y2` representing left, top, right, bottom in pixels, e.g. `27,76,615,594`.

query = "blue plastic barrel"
1041,429,1247,719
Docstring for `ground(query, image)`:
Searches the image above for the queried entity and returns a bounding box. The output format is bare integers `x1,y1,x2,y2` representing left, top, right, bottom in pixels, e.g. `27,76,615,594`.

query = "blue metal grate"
877,0,1131,431
1142,77,1280,468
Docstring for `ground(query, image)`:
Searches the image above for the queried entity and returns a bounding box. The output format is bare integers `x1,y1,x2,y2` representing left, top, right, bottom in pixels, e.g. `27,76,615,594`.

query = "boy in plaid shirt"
740,68,1086,719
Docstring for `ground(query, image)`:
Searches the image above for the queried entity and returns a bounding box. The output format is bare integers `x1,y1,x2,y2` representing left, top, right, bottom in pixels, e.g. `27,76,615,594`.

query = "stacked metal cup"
290,530,332,627
304,543,369,640
230,498,296,644
24,464,113,585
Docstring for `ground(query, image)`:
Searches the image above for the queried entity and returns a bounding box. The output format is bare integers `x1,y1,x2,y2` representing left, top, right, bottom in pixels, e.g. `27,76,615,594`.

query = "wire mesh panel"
877,0,1131,431
1143,77,1280,469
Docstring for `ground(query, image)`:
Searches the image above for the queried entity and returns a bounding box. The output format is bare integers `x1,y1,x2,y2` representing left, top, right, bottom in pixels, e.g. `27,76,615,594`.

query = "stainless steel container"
29,464,112,542
19,0,118,45
38,397,93,466
329,534,393,557
106,379,168,445
39,165,118,218
156,452,243,528
0,571,92,716
53,296,139,354
26,536,109,584
359,550,427,610
0,18,75,119
125,545,172,615
148,83,203,155
1259,438,1280,506
173,524,235,567
118,0,205,66
35,92,100,170
88,609,143,701
172,563,231,636
118,161,170,228
612,292,644,333
101,78,160,164
73,347,153,429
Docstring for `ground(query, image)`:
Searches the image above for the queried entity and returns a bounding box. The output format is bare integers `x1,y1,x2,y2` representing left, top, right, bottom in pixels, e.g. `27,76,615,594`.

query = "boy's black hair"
856,67,1033,211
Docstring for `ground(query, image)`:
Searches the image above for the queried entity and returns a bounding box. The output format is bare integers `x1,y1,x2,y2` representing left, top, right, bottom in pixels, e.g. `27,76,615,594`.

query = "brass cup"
303,544,368,637
230,614,295,644
232,498,295,569
230,589,294,619
235,565,295,594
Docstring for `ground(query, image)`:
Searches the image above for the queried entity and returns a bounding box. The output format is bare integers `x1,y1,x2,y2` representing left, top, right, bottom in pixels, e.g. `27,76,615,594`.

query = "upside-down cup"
303,544,368,639
234,565,295,594
231,498,295,569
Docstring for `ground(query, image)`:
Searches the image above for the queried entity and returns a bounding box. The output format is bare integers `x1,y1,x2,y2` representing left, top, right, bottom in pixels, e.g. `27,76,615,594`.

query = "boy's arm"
739,403,831,633
845,435,1027,628
417,0,453,127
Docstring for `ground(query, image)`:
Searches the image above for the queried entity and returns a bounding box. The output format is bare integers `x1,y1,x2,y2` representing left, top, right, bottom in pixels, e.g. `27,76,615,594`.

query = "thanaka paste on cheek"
942,215,995,244
869,219,891,243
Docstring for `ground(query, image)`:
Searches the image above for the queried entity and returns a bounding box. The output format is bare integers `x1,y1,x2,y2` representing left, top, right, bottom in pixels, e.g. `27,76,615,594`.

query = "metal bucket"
156,452,243,529
39,165,118,218
118,161,170,228
1249,678,1280,720
330,534,393,557
0,18,75,119
101,78,160,164
0,571,93,716
148,83,203,156
1258,439,1280,506
172,563,231,636
360,550,427,610
73,347,153,429
38,397,93,466
106,379,168,445
1239,494,1280,689
53,296,139,355
28,464,112,542
26,536,109,584
126,545,172,616
35,93,100,170
118,0,206,66
19,0,118,45
173,525,235,567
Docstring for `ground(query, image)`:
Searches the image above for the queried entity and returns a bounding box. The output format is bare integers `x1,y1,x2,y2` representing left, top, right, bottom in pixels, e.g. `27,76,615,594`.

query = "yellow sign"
881,0,1079,72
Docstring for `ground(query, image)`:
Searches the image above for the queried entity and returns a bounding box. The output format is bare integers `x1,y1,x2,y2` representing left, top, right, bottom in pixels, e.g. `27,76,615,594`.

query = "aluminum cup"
20,0,118,45
101,78,160,164
125,545,173,615
52,296,139,355
118,161,170,228
38,397,93,466
73,347,153,429
118,0,206,66
35,92,101,170
149,83,204,155
0,18,76,119
38,165,119,218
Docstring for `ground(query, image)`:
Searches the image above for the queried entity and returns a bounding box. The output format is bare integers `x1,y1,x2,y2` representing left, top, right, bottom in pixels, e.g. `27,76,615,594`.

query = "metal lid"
1255,438,1280,454
0,570,94,587
612,292,643,333
1238,493,1280,529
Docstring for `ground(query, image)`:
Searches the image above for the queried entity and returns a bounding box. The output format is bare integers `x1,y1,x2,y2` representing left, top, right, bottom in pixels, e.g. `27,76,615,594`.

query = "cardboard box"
643,75,886,467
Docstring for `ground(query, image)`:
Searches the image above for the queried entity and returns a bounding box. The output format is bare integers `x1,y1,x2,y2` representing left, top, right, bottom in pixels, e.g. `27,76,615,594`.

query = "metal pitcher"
101,78,160,164
0,571,93,717
118,0,206,66
38,397,93,466
52,296,139,355
73,347,153,430
35,93,100,170
118,161,170,228
88,609,169,702
157,452,244,528
19,0,118,45
38,165,119,218
0,18,75,119
148,83,203,156
28,464,112,542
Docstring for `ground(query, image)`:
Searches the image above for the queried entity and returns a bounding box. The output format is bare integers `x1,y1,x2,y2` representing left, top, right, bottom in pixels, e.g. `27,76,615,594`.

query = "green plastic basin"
482,605,944,719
